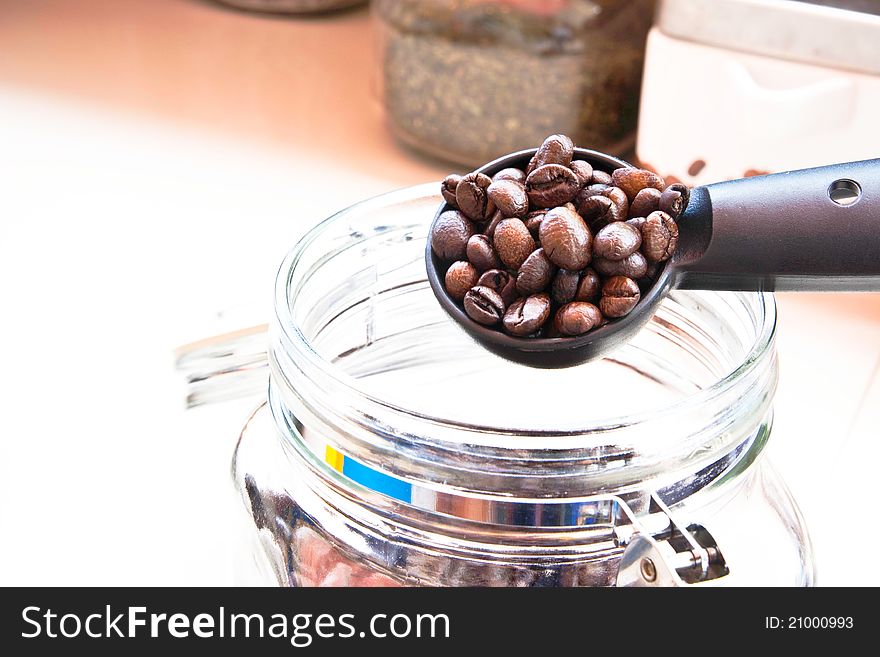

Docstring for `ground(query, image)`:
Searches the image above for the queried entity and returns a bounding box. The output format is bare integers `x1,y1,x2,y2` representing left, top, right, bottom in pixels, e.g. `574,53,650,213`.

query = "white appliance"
637,0,880,185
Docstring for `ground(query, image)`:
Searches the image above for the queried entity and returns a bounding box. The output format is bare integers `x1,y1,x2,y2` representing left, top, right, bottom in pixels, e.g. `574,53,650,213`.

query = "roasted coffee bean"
441,174,462,208
483,210,504,239
629,187,661,219
599,186,629,223
644,261,661,280
659,183,690,219
525,164,580,208
591,170,613,186
625,216,647,232
493,218,536,270
573,182,608,210
516,248,556,296
538,205,592,270
593,251,648,279
527,134,574,173
455,172,496,221
487,179,528,218
554,302,603,336
492,167,526,184
600,276,641,318
503,293,551,336
688,159,706,176
466,234,501,272
477,269,518,306
570,160,594,187
583,182,611,197
464,286,506,326
593,221,642,261
575,267,601,303
551,269,580,305
431,210,475,261
524,210,546,239
611,167,666,201
577,194,616,232
641,211,679,263
444,261,479,301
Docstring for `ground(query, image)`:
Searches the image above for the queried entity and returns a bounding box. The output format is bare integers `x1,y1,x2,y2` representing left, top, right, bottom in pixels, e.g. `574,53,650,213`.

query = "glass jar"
373,0,655,167
214,0,366,14
232,184,815,587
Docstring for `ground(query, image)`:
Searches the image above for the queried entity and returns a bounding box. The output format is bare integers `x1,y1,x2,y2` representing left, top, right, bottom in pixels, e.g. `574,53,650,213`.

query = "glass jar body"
232,184,815,587
373,0,655,166
234,403,813,586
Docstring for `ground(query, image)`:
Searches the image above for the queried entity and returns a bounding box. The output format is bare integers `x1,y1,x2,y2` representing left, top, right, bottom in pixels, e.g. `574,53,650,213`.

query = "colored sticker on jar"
325,446,413,503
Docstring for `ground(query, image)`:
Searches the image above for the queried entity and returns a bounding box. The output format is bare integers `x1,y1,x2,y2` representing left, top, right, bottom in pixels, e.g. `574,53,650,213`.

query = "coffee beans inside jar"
430,135,689,339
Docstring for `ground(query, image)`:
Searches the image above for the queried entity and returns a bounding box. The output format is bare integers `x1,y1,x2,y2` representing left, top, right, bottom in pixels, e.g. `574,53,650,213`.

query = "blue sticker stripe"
341,456,413,503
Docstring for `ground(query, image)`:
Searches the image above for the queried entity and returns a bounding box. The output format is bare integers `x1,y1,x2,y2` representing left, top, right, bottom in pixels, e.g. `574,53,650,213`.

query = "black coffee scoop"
426,147,880,368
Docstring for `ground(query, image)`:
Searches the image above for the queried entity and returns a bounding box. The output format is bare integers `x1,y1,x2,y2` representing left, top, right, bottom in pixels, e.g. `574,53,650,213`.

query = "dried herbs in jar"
374,0,655,167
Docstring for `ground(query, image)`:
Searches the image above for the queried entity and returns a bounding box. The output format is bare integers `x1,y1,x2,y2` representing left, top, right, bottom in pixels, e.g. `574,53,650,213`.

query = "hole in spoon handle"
828,179,861,206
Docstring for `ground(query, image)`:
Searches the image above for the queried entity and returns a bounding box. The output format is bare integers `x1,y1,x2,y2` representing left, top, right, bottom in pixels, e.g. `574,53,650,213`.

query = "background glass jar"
214,0,366,14
373,0,655,167
232,184,815,587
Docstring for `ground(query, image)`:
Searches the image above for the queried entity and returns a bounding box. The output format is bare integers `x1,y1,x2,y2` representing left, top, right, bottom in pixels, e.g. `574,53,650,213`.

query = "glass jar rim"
270,183,778,503
273,183,777,438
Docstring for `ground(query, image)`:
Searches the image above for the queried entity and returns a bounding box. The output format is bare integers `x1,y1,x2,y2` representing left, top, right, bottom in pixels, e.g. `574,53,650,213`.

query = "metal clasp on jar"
614,493,729,587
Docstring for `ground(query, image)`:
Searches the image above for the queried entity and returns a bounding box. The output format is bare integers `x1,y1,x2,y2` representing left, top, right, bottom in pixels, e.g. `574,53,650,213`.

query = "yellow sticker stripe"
325,445,344,472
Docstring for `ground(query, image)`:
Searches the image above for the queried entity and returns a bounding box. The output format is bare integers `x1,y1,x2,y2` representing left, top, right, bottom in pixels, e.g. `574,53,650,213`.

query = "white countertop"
0,87,403,586
1,0,878,587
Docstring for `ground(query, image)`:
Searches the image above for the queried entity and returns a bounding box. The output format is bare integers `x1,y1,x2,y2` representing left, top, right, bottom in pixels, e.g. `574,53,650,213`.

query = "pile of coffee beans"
431,134,689,338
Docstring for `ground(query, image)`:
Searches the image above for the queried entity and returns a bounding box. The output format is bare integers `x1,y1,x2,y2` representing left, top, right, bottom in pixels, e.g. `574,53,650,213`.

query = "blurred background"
0,0,878,585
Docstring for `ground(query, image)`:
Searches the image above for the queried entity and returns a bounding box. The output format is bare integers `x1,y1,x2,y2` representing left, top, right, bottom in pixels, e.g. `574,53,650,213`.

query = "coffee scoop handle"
673,159,880,291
